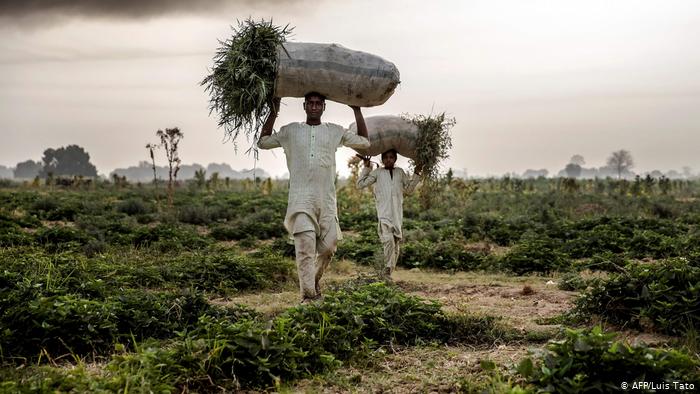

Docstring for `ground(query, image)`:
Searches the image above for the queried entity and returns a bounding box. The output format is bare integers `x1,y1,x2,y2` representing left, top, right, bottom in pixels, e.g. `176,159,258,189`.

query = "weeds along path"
219,262,575,336
214,263,577,393
277,266,575,393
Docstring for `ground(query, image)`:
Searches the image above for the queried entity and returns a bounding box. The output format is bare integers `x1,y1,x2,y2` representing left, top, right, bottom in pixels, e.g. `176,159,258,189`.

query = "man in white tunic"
258,93,369,302
357,150,420,279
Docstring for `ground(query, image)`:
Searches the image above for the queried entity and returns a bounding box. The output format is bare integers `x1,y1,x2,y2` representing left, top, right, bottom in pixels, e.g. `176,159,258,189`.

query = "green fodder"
201,18,292,151
573,258,700,335
403,112,455,180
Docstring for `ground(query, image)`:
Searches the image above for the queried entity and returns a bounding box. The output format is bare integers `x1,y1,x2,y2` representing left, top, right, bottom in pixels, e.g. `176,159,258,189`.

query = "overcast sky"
1,0,699,177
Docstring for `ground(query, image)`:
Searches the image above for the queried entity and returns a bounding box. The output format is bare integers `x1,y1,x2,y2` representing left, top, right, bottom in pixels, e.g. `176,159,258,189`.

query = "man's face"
382,151,397,169
304,96,325,120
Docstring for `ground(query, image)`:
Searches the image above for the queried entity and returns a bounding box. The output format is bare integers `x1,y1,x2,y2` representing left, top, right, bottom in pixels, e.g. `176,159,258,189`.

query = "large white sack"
274,42,400,107
349,115,418,159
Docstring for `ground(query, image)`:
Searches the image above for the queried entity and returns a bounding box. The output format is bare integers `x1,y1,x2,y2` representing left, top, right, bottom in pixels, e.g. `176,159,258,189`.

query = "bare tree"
156,127,183,206
569,154,586,166
607,149,634,179
145,143,159,187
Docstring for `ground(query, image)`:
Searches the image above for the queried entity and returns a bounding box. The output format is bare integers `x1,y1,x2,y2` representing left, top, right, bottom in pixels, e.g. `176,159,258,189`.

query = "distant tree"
570,154,586,166
659,176,671,194
682,166,693,179
14,160,42,179
38,145,98,178
606,150,634,179
209,172,220,190
522,169,548,179
564,163,582,178
445,168,454,185
0,165,12,179
648,170,664,179
194,168,206,188
666,170,681,179
156,127,183,206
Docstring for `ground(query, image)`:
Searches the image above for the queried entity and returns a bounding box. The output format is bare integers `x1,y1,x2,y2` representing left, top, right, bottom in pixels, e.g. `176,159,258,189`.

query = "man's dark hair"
304,91,326,101
381,149,398,159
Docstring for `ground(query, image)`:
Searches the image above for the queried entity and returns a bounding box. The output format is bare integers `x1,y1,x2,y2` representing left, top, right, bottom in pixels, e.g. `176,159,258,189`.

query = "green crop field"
1,176,699,393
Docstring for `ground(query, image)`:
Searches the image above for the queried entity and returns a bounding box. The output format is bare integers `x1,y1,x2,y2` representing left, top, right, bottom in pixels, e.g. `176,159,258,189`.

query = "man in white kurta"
257,93,369,301
357,150,420,279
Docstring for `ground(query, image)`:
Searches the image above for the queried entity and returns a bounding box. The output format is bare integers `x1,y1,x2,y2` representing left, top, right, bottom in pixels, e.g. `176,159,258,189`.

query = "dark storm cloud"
0,0,230,18
0,0,305,24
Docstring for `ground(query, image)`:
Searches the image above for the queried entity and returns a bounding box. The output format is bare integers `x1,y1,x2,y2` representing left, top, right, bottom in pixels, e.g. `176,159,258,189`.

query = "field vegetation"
1,175,698,392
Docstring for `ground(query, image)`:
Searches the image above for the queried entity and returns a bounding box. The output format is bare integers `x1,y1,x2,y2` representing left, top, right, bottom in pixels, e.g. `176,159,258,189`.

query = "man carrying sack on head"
357,150,421,280
258,92,370,303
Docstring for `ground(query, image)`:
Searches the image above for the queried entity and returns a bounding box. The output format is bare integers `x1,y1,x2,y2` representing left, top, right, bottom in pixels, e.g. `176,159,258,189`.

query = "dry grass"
212,259,373,315
286,343,531,393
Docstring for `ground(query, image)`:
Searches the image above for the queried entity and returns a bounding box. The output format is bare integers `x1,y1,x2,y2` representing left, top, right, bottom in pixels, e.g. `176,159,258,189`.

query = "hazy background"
1,0,699,178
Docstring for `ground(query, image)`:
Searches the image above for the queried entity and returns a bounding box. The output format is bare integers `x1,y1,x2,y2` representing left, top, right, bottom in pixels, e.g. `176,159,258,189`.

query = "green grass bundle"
201,19,292,152
403,112,455,180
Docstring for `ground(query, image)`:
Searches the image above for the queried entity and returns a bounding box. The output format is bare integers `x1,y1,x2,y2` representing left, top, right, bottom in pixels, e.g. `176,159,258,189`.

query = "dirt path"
225,264,578,393
393,269,576,334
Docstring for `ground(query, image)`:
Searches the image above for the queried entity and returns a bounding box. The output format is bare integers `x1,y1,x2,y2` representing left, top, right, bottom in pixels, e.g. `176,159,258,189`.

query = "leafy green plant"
557,271,589,291
103,282,510,390
131,224,210,250
573,259,700,335
400,239,488,271
335,232,380,265
517,326,700,392
116,198,152,216
498,233,569,275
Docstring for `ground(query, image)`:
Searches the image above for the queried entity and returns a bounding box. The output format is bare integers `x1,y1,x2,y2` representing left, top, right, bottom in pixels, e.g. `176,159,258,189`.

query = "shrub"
82,239,107,257
400,239,487,271
132,224,210,250
30,197,81,221
35,226,90,250
461,214,534,246
573,259,700,335
335,232,379,266
269,237,296,258
116,198,152,216
0,228,33,247
557,271,588,291
177,205,211,225
0,279,253,360
517,326,700,392
627,230,679,259
498,233,569,275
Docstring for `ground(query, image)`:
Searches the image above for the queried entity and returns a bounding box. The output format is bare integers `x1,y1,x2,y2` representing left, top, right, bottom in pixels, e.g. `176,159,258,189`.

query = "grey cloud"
0,0,230,18
0,0,306,26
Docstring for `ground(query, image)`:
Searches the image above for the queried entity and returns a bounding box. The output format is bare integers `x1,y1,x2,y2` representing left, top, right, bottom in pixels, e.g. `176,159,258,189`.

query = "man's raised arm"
350,105,368,140
260,97,281,138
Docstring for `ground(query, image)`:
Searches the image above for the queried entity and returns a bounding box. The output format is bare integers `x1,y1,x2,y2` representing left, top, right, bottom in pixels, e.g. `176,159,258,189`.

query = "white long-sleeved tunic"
357,166,420,238
258,122,370,237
